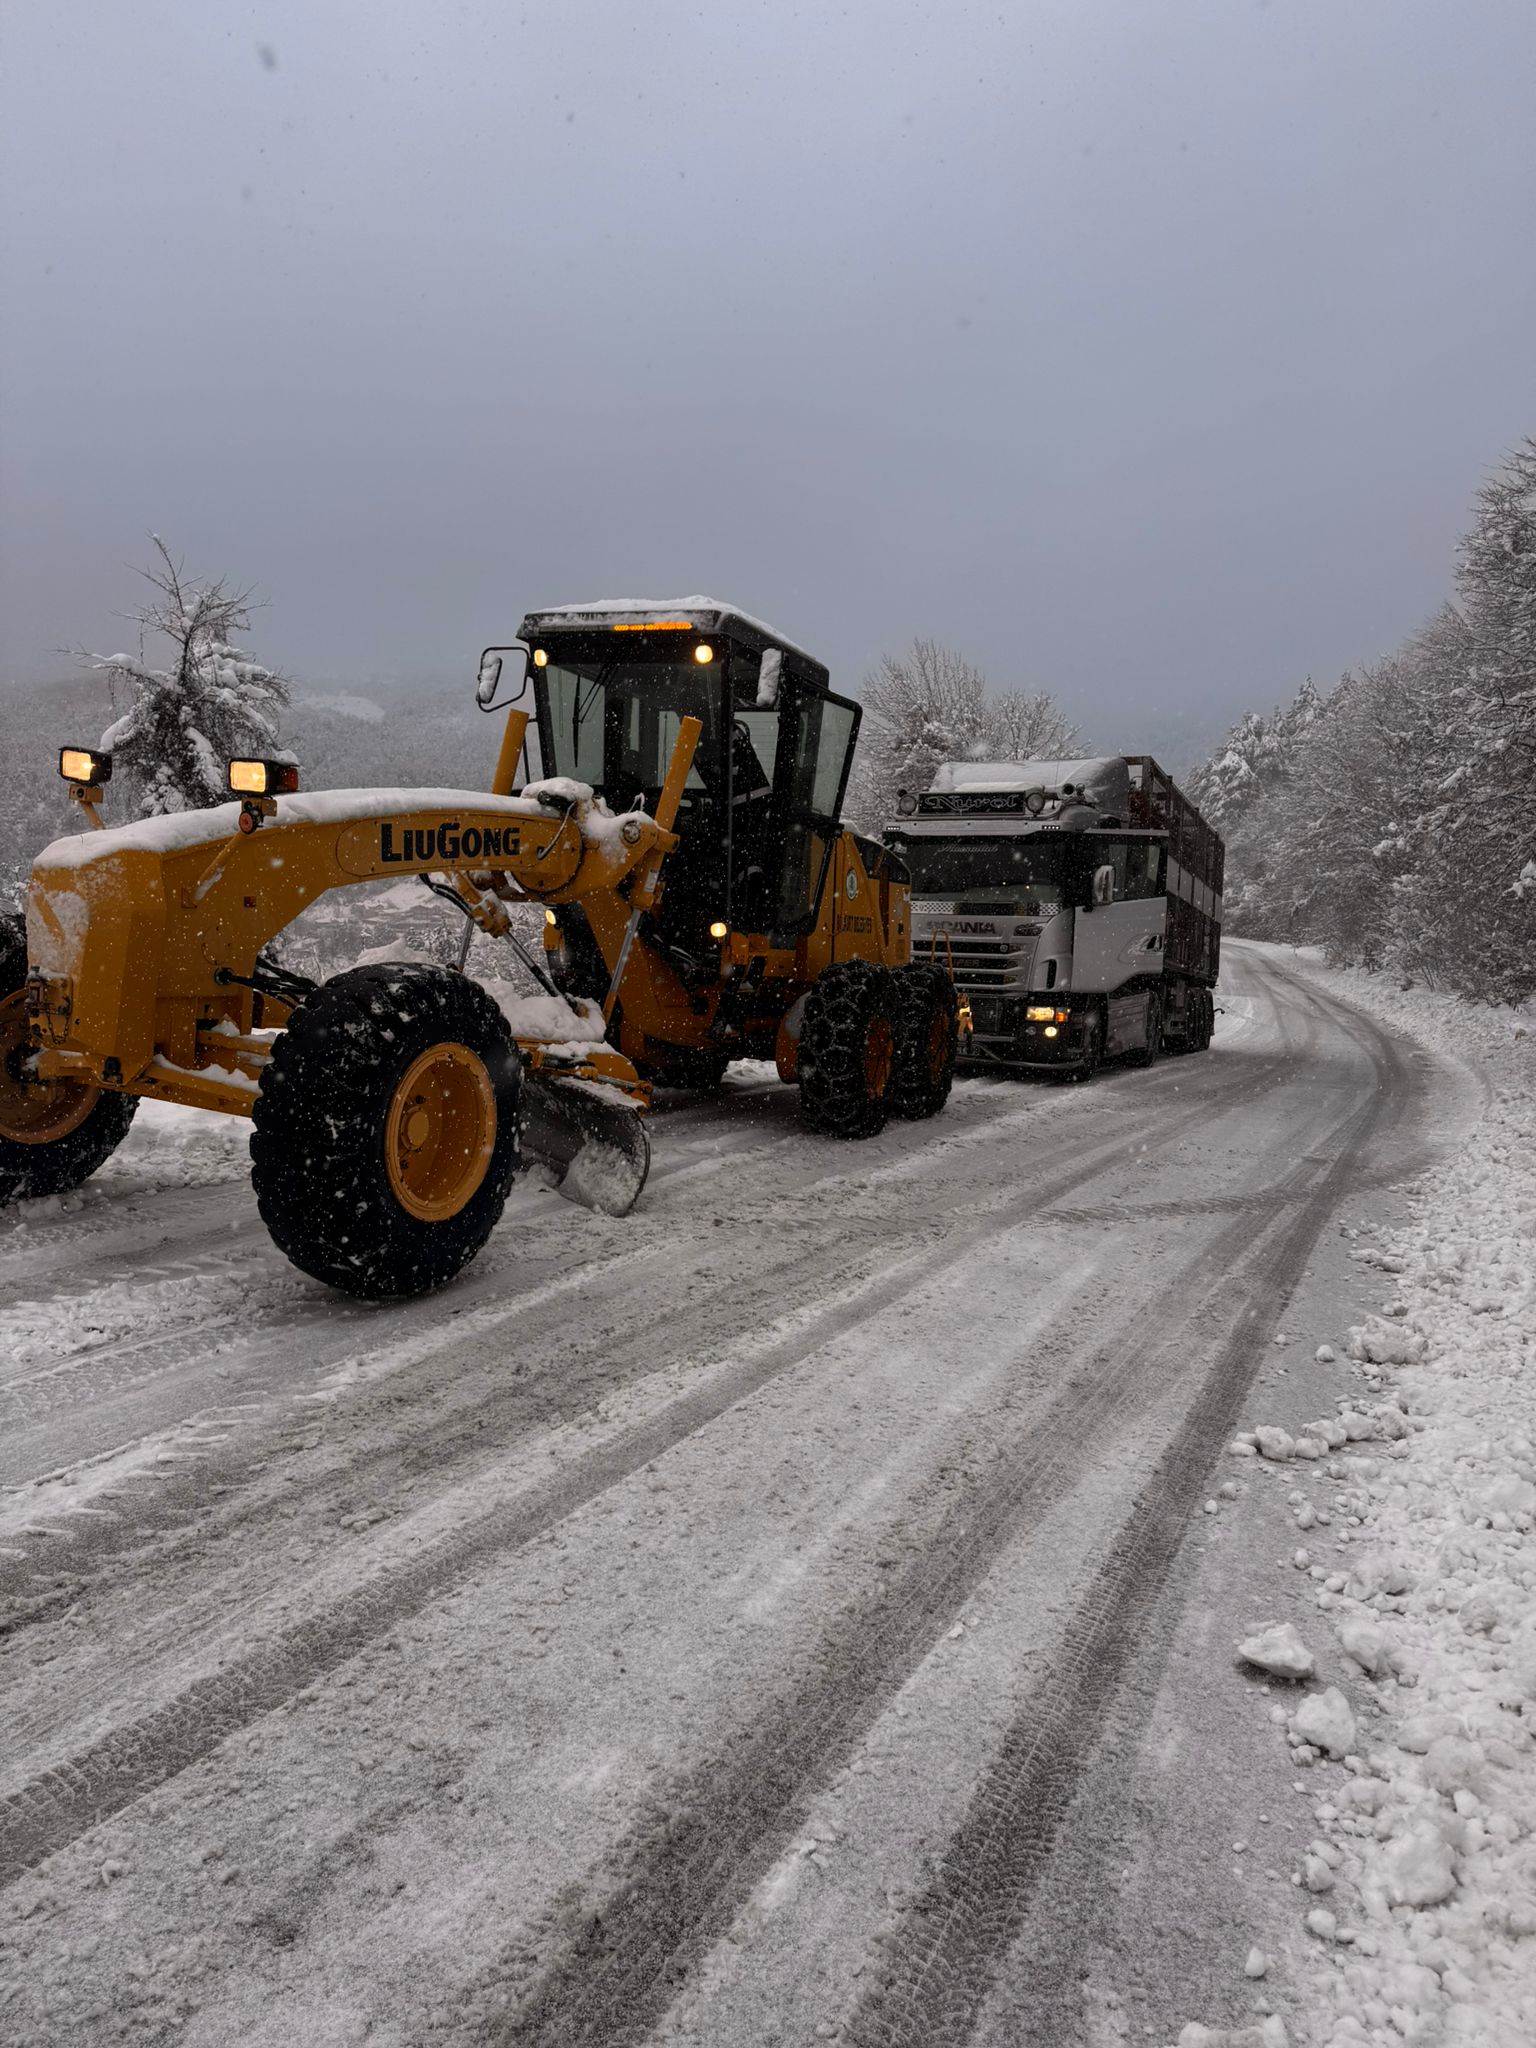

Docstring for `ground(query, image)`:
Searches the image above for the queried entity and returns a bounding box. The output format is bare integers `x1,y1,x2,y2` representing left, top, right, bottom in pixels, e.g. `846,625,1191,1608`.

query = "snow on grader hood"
4,711,701,1299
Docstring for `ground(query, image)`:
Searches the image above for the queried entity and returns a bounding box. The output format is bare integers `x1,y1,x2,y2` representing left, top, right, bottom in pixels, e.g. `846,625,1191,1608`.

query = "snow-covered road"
0,946,1480,2045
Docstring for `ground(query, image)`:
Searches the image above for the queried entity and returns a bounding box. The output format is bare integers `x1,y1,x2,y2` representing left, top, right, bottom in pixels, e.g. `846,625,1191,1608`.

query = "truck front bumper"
959,996,1090,1070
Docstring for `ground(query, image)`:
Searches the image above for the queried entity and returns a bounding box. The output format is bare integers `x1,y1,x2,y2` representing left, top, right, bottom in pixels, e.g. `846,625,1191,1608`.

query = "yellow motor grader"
0,711,700,1299
503,597,962,1136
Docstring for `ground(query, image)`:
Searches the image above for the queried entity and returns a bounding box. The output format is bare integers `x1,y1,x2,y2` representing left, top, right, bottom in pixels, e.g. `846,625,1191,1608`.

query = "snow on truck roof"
930,757,1132,805
518,598,824,669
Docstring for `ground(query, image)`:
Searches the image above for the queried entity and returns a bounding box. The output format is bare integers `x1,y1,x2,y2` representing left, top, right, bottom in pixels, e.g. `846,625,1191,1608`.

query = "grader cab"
1,713,701,1299
509,599,960,1137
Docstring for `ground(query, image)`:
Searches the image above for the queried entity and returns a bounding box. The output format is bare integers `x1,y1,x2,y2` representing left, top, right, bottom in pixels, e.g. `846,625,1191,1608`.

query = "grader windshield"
526,619,858,943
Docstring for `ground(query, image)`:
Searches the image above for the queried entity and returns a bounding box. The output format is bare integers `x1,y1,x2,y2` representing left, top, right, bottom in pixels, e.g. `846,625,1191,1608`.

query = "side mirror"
756,647,782,709
475,645,533,712
475,654,503,708
1093,863,1116,906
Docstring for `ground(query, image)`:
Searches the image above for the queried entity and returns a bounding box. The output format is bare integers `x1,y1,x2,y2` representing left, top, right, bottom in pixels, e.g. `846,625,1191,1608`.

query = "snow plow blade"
519,1071,652,1217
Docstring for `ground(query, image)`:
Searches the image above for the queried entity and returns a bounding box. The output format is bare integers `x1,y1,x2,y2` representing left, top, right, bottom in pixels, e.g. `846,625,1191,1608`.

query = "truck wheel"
1128,990,1163,1068
889,963,958,1120
1170,984,1200,1055
1187,991,1212,1056
0,915,137,1204
1069,1004,1104,1083
1193,989,1213,1051
798,960,898,1139
251,963,522,1299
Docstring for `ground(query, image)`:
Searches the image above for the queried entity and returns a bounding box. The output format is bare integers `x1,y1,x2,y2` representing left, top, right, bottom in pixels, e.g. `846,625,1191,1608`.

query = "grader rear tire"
251,964,521,1299
797,960,898,1140
0,915,137,1204
889,963,958,1120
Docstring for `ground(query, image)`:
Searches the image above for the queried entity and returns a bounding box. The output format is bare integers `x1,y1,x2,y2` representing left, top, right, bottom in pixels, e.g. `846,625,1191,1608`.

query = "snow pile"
478,983,607,1048
329,955,608,1051
1238,955,1536,2047
928,755,1130,812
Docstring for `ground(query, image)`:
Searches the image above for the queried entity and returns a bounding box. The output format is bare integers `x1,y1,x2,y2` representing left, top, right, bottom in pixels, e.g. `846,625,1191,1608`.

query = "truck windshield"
890,834,1071,909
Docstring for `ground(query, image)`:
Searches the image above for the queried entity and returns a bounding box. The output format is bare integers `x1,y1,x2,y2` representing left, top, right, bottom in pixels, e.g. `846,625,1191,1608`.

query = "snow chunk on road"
1377,1824,1456,1908
1335,1615,1391,1675
1175,2020,1288,2048
1288,1686,1356,1758
1236,1622,1314,1680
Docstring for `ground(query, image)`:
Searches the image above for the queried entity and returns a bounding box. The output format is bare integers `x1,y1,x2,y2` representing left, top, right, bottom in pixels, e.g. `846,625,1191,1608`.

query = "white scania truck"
884,755,1223,1077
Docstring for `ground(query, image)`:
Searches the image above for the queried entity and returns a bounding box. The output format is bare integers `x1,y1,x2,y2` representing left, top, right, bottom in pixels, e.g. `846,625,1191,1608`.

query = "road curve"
0,944,1447,2046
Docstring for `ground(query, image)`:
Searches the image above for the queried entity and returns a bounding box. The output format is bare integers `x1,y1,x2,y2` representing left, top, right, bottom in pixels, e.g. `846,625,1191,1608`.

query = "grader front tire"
797,960,898,1140
0,915,137,1205
251,964,521,1299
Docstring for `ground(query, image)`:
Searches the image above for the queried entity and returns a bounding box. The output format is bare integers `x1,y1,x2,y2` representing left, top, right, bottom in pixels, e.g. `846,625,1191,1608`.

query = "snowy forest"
3,436,1531,1006
1187,436,1536,1003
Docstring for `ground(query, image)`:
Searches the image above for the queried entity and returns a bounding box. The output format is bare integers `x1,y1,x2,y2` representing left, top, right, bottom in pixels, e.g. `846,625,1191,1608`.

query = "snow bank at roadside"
1205,948,1536,2048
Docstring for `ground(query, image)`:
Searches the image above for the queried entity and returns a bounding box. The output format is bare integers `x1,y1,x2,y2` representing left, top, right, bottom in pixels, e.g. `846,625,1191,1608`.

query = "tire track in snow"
835,971,1426,2047
461,1029,1413,2044
0,1032,1288,1604
0,1045,1309,1886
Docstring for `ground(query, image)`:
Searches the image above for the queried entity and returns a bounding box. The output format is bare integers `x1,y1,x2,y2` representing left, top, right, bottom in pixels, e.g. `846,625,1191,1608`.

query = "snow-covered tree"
1191,434,1536,1001
847,638,1081,828
984,687,1084,765
85,539,291,817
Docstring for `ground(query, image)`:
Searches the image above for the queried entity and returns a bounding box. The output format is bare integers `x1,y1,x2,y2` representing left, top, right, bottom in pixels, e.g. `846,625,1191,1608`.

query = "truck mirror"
756,647,782,709
1093,863,1116,906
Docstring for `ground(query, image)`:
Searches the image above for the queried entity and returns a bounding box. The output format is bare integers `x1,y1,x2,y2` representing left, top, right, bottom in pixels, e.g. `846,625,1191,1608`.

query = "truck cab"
885,756,1222,1072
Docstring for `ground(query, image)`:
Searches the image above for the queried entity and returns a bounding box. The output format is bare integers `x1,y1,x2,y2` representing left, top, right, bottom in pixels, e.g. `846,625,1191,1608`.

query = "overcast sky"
2,0,1533,752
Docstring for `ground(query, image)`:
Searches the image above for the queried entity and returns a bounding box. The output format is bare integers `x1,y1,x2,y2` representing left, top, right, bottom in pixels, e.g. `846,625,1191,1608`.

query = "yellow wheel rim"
384,1041,497,1223
864,1015,895,1100
0,990,100,1145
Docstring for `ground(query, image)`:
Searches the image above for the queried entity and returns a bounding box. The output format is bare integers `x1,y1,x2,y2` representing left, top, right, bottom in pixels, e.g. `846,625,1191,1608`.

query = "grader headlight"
228,759,300,797
59,747,112,786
